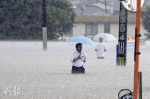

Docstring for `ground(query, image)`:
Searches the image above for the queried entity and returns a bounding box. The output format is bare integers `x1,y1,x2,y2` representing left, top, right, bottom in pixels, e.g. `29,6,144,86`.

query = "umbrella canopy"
69,36,96,46
93,33,115,42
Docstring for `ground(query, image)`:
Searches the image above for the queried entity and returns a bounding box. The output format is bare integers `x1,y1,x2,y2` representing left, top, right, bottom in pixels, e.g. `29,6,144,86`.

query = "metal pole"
133,0,141,98
138,72,142,99
42,0,47,50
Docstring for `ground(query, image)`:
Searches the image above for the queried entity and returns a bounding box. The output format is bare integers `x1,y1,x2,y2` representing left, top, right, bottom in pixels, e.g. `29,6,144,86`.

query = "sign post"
117,3,128,66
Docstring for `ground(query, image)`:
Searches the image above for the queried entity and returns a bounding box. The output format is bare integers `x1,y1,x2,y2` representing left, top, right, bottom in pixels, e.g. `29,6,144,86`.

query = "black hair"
75,43,82,48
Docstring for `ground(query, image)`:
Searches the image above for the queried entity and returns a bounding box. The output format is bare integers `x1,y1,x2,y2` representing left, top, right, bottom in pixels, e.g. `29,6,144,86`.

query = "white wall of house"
127,24,136,37
127,24,146,38
98,24,104,33
73,23,85,37
110,24,146,38
110,24,119,38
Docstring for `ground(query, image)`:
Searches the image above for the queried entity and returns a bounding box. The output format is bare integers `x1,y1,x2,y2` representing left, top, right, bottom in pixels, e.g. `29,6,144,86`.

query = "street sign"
117,3,128,66
119,0,147,12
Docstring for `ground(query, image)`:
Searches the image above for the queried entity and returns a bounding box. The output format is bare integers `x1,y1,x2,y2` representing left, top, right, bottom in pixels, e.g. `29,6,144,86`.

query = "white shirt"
96,42,106,57
71,51,86,67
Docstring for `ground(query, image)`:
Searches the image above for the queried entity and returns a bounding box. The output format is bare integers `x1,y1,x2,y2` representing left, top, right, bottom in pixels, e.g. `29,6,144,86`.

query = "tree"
141,6,150,39
0,0,43,40
0,0,76,40
47,0,76,40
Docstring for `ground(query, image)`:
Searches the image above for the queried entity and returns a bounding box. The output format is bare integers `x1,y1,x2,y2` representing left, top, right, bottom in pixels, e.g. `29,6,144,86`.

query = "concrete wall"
73,23,85,37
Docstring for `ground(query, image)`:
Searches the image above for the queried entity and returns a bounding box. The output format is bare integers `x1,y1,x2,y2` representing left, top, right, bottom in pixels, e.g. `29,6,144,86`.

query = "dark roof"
75,14,142,23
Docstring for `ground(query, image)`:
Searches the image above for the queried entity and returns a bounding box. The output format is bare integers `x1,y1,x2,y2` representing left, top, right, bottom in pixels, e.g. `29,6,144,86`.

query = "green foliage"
0,0,76,40
141,6,150,38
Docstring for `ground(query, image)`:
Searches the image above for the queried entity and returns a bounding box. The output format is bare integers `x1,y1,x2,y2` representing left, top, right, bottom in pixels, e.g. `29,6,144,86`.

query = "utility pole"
42,0,47,50
133,0,141,98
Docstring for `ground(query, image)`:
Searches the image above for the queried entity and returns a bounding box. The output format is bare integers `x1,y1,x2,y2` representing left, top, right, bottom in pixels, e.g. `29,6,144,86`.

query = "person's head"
75,43,82,52
99,37,103,42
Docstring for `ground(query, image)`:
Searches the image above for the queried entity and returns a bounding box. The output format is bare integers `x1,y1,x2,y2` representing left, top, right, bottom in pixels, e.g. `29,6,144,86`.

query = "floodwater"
0,40,150,99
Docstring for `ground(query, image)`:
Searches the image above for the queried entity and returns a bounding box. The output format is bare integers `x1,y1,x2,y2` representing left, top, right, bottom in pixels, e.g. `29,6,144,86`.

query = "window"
85,24,98,35
104,23,110,33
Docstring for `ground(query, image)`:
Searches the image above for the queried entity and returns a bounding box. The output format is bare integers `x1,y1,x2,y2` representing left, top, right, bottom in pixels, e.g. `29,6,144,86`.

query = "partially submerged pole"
138,72,142,99
42,0,47,50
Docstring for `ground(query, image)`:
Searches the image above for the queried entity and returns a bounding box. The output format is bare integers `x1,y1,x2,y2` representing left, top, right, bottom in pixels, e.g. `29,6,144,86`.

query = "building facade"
71,15,147,38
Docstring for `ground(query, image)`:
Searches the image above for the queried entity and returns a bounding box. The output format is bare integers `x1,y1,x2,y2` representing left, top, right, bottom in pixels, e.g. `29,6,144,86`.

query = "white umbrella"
93,33,115,42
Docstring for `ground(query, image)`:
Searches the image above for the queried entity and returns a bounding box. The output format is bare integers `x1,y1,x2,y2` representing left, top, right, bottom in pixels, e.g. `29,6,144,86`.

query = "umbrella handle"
79,53,81,59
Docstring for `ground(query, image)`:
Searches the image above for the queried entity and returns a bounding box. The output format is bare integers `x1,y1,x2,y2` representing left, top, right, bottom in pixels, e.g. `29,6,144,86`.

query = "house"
65,0,150,39
67,0,114,16
72,14,147,38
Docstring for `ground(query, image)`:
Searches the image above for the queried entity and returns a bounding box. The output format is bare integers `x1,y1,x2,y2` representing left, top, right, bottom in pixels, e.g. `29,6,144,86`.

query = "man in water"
71,43,86,74
95,37,106,59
